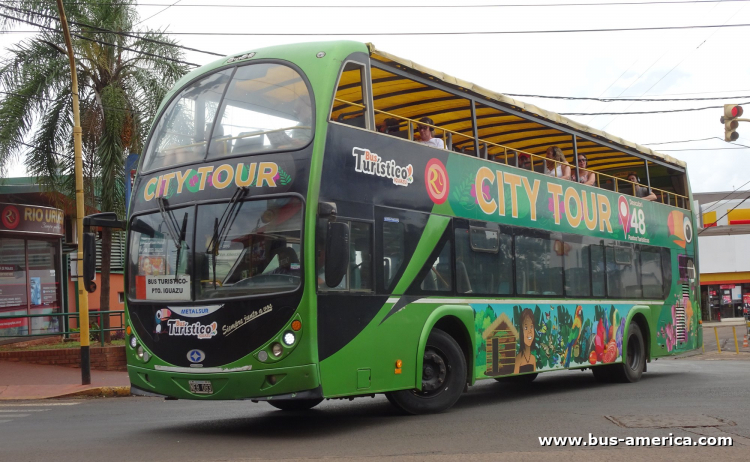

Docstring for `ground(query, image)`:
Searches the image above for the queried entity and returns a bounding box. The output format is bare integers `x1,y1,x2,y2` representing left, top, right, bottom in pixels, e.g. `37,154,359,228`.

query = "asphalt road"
1,359,748,462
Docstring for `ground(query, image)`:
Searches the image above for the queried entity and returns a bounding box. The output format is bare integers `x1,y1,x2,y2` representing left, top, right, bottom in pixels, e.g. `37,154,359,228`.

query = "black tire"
613,321,646,383
267,398,323,411
494,373,538,384
386,329,467,415
591,321,645,383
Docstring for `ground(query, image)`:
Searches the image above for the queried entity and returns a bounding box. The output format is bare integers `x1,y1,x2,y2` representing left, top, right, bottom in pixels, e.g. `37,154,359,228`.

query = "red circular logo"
425,159,449,205
1,205,20,229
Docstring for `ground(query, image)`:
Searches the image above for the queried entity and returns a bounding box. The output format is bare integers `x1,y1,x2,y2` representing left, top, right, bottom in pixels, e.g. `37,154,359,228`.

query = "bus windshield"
128,197,303,302
142,63,313,172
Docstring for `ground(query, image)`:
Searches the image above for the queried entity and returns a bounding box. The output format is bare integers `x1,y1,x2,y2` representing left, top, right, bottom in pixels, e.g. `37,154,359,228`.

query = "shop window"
27,240,61,334
0,238,28,336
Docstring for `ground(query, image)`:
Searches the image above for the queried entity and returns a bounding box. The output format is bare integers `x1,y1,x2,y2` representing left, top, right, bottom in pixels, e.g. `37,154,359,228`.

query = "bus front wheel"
267,398,323,411
386,328,467,415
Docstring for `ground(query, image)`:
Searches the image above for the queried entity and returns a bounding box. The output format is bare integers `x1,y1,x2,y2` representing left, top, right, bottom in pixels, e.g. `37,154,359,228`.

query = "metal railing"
332,98,690,210
0,310,125,347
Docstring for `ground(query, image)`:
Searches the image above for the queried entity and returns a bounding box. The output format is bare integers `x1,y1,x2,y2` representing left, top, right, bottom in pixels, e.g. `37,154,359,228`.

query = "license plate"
189,380,213,395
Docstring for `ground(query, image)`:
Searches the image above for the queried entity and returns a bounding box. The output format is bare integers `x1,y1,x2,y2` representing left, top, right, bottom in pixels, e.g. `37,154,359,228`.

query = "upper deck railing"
333,98,690,210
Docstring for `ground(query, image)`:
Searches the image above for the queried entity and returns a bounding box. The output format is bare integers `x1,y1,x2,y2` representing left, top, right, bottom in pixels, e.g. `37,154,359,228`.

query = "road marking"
0,403,80,407
0,413,30,417
0,409,48,412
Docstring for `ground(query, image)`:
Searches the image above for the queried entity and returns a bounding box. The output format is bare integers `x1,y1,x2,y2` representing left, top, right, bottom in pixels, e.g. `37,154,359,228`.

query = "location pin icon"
618,196,630,235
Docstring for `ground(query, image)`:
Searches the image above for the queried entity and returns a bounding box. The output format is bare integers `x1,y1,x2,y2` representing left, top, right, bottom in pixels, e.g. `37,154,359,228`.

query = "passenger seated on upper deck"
518,152,532,170
573,154,596,186
378,118,401,134
416,117,445,149
544,146,571,180
627,173,657,201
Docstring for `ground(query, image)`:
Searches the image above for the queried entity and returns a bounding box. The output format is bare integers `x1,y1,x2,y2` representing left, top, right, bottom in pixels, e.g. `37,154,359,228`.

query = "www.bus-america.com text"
539,434,732,447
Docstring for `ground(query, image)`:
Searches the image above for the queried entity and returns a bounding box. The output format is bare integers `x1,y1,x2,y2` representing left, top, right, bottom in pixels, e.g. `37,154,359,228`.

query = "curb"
55,386,131,399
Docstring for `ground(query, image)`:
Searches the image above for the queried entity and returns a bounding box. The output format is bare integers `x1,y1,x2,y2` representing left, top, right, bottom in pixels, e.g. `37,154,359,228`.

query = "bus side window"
350,222,373,291
640,246,665,299
330,62,368,129
419,239,453,293
453,223,512,295
514,230,564,296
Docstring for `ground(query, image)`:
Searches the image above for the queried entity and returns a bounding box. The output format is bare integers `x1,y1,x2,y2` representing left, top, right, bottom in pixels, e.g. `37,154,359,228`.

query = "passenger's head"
417,117,435,140
577,154,588,169
545,146,567,164
627,172,640,184
518,153,531,169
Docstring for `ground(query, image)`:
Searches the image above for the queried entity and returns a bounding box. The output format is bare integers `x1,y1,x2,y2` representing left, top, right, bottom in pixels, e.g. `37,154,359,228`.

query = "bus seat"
456,261,472,294
271,247,299,276
233,132,265,154
421,269,438,291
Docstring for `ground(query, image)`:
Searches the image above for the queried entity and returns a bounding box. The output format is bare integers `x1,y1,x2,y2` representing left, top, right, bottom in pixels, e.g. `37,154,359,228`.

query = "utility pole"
55,0,91,385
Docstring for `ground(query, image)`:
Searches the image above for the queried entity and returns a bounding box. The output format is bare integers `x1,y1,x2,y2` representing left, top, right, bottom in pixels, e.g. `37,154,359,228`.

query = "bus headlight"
271,343,283,357
130,335,138,349
283,331,295,346
137,345,144,360
142,350,150,363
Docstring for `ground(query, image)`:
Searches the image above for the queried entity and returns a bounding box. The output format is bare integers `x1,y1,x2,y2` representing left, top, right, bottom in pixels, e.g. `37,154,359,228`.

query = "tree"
0,1,189,341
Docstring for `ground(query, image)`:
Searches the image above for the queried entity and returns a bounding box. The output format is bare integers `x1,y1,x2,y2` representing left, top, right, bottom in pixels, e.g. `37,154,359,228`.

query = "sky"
2,0,750,193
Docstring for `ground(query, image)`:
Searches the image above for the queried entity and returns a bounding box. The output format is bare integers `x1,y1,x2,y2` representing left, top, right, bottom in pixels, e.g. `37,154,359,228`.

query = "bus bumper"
127,363,320,400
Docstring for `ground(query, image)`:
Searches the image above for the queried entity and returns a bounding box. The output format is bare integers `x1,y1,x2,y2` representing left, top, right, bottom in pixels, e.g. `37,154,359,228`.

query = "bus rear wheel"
592,321,645,383
386,329,466,415
267,398,323,411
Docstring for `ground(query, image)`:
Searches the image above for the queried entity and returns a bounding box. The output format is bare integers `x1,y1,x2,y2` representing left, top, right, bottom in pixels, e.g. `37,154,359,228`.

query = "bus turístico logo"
352,147,413,187
425,158,449,204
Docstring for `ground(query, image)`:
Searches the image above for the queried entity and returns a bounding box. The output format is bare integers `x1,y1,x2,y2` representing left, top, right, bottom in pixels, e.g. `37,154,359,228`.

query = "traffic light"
721,104,743,142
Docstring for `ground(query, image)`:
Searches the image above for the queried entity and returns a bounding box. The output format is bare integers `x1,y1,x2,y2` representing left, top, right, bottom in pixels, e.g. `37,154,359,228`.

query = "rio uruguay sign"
0,203,64,236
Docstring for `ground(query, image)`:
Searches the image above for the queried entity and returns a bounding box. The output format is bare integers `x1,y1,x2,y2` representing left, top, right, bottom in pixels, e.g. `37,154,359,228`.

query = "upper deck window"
142,63,313,172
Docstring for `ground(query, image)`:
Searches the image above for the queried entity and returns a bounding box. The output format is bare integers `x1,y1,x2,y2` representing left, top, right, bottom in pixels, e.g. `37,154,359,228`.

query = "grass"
0,339,126,352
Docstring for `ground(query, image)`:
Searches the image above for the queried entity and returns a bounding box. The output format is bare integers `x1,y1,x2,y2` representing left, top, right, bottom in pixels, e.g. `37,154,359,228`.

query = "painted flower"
547,197,565,215
470,183,491,204
273,173,280,183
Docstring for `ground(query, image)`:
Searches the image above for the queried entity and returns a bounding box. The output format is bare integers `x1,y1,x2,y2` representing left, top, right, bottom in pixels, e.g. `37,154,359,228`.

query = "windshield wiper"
207,186,249,288
174,212,189,277
156,197,182,249
157,197,190,277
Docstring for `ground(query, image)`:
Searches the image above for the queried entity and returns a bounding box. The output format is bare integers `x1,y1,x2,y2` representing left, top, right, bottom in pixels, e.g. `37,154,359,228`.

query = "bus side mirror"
82,232,97,293
325,222,349,288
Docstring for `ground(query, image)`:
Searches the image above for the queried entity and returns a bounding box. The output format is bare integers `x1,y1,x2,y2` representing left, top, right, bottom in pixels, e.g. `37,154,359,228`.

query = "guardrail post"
733,326,739,354
714,326,721,353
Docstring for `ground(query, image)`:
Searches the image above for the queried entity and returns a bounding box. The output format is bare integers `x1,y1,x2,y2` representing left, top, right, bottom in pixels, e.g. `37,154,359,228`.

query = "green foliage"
0,0,190,216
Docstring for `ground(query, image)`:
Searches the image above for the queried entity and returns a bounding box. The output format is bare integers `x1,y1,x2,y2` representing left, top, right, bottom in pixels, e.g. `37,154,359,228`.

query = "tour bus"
84,41,701,414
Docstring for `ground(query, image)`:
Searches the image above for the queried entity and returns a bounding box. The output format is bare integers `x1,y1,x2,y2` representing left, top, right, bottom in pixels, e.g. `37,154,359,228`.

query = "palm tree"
0,1,189,341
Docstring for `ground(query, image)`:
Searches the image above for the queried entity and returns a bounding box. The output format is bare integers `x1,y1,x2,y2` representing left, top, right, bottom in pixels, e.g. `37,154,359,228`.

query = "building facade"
696,191,750,320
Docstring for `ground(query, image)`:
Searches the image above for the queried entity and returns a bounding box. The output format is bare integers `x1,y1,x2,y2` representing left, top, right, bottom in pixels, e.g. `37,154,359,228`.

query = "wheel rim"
413,346,449,398
627,334,641,372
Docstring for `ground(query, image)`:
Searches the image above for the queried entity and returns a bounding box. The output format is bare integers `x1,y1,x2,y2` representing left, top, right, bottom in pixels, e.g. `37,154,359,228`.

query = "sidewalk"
0,360,130,400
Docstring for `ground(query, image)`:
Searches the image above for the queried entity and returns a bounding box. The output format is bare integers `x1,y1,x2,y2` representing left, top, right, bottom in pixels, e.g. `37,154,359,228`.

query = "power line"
2,4,223,57
505,93,750,102
3,0,750,7
98,22,750,35
644,137,721,145
136,0,182,26
699,192,750,235
657,147,749,151
0,90,144,114
700,180,750,215
0,12,201,67
561,102,750,115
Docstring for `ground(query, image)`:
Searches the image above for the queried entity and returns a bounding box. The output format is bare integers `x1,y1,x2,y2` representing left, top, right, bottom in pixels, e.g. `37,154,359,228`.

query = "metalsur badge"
187,349,206,363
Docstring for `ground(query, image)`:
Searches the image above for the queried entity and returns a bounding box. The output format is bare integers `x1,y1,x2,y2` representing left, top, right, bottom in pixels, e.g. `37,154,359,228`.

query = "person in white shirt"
543,146,571,180
416,117,445,149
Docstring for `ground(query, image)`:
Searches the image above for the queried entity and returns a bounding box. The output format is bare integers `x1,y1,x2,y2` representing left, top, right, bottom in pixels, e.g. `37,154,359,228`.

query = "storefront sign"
0,203,63,236
719,284,735,289
722,295,731,305
743,294,750,305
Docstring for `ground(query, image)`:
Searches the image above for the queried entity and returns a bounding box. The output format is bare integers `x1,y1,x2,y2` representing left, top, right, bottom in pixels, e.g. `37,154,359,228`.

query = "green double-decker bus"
114,41,700,414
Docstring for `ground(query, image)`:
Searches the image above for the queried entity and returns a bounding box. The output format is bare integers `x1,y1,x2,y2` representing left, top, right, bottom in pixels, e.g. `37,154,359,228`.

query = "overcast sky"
2,0,749,193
